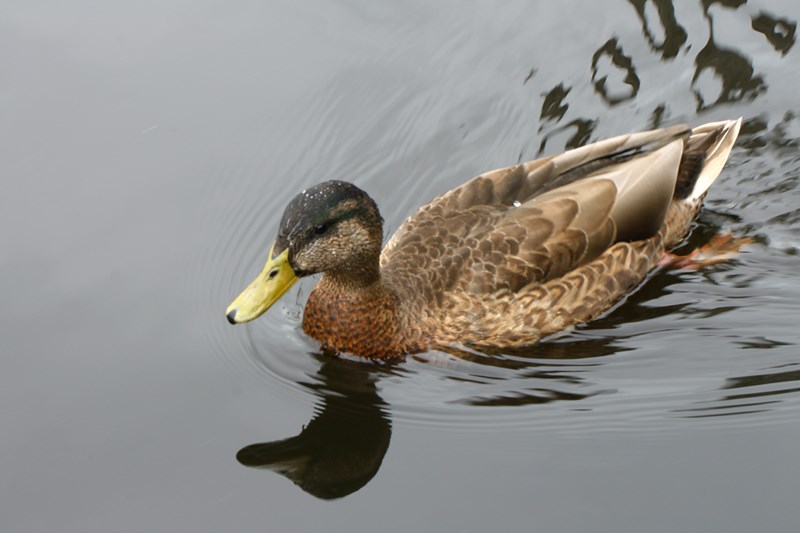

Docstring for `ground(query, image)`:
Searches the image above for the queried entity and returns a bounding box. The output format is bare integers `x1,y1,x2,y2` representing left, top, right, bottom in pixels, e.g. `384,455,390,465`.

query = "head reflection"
236,357,392,500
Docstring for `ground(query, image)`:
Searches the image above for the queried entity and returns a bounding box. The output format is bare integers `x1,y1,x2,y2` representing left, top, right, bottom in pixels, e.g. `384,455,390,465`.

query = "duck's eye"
313,223,330,235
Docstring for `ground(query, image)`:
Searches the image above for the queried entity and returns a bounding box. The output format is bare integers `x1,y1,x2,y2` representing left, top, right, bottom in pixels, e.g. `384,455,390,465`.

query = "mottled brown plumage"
228,120,742,358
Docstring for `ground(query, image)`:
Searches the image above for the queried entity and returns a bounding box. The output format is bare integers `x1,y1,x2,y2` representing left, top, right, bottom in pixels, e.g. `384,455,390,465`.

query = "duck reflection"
236,357,392,500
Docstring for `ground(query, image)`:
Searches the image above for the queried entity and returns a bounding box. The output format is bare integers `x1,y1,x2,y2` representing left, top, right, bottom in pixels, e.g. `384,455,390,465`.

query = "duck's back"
380,120,741,348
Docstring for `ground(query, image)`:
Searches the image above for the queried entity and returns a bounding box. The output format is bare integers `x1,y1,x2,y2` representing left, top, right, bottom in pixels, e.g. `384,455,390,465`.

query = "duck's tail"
675,118,742,203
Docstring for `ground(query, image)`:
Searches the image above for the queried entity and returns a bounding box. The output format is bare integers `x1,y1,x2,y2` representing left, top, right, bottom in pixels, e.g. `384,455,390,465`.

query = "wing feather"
381,125,690,308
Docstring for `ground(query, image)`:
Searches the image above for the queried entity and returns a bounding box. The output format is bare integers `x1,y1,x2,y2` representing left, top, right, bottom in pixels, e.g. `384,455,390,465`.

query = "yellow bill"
226,245,298,324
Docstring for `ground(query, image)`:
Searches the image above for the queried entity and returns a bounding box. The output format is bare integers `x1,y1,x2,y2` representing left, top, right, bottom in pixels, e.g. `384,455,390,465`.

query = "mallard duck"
227,119,742,359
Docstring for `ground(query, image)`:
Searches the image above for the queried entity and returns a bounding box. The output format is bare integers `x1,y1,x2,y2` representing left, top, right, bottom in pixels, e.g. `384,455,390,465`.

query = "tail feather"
681,118,742,202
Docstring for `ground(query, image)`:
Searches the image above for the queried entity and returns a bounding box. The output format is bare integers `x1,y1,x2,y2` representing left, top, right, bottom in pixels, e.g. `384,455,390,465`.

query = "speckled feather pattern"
300,120,740,358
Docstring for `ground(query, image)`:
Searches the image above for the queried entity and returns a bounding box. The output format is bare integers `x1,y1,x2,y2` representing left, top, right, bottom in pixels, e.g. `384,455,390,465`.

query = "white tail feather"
686,118,742,202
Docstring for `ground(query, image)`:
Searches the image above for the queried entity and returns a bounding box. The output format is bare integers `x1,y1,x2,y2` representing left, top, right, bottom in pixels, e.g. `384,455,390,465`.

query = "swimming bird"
226,119,742,359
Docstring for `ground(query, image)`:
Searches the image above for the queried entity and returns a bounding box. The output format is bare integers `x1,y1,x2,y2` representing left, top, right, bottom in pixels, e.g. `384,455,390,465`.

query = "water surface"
3,1,800,532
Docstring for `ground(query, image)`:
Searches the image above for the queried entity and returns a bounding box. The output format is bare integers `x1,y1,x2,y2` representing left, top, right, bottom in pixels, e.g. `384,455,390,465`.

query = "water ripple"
196,3,800,437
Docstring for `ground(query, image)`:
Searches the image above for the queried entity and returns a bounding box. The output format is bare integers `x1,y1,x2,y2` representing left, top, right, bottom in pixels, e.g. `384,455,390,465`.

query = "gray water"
3,1,800,532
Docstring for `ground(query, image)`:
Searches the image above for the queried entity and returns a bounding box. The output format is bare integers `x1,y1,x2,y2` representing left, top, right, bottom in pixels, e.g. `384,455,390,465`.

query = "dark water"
4,1,800,531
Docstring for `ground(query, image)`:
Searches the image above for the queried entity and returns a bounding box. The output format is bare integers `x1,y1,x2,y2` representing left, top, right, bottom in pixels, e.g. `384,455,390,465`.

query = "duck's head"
226,180,383,324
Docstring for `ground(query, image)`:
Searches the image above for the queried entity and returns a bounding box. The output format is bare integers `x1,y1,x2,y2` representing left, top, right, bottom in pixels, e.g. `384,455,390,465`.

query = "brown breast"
302,278,430,358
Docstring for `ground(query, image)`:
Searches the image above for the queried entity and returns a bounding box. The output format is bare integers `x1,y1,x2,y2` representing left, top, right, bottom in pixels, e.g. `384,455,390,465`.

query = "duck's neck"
302,270,411,358
318,261,381,290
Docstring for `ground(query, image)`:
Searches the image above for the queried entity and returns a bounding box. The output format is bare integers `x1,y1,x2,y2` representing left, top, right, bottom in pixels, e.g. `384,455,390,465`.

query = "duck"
226,119,742,359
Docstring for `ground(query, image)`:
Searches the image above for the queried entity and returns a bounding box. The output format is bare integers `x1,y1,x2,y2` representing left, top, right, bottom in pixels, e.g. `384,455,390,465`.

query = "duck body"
227,119,742,359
